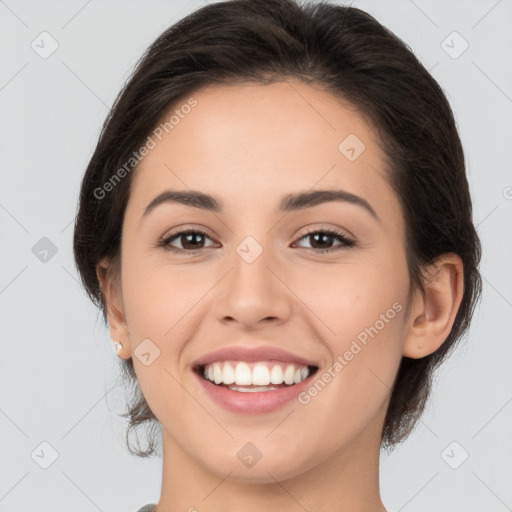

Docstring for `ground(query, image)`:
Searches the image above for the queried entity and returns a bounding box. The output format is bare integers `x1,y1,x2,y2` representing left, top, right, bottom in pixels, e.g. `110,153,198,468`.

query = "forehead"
127,80,397,219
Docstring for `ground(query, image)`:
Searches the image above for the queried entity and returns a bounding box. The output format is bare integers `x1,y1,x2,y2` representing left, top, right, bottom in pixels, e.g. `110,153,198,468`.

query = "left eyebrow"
141,188,379,222
277,189,379,221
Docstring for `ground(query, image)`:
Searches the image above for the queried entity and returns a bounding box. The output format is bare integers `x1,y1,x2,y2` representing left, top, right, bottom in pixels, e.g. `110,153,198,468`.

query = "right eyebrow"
142,190,222,218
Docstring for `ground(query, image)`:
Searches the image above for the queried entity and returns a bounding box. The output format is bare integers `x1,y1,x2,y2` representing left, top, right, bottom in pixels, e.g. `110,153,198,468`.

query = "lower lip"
194,370,314,414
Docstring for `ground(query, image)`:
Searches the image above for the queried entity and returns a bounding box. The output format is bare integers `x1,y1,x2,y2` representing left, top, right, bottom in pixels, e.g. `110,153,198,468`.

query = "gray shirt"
136,503,398,511
136,503,397,511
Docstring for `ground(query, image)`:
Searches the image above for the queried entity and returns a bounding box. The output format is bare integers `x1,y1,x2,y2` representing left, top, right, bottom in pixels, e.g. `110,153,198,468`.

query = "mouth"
193,361,319,392
191,345,320,413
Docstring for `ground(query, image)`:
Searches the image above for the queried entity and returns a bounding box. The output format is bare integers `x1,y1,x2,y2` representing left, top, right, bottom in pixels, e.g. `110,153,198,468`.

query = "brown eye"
159,229,216,253
294,228,355,253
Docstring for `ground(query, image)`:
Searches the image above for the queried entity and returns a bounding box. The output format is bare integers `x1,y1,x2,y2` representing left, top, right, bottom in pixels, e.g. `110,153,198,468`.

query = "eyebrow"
142,188,379,221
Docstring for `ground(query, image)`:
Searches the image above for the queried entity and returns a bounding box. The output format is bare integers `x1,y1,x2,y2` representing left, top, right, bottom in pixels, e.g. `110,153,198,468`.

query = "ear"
403,253,464,359
96,259,131,359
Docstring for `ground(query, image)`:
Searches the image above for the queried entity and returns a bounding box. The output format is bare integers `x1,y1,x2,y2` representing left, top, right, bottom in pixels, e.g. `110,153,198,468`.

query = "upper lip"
192,345,319,368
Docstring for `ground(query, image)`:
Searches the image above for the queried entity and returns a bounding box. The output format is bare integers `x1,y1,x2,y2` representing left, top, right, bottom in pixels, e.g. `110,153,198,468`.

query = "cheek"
291,245,408,340
120,249,220,354
272,291,405,473
292,246,409,419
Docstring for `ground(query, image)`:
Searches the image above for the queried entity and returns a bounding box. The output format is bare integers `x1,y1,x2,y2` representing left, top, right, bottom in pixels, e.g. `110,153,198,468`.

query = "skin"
98,79,464,511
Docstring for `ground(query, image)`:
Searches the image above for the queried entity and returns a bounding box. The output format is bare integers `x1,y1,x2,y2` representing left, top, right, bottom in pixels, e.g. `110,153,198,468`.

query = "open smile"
193,358,319,413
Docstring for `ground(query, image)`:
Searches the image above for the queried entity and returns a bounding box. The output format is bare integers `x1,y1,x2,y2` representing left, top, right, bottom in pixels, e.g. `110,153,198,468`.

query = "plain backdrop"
0,0,511,511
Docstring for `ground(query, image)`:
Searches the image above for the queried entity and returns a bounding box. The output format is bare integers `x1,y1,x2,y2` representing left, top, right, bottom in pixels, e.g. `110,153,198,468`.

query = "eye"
158,228,217,253
293,226,355,253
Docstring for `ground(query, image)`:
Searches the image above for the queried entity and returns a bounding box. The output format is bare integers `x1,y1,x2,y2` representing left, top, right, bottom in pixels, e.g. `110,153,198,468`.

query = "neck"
154,401,389,512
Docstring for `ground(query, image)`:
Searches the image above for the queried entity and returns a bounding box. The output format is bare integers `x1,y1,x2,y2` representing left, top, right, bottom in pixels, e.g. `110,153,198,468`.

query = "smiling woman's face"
106,80,412,482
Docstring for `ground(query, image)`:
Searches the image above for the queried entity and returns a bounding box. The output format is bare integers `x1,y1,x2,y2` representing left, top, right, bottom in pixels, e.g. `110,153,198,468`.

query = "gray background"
1,0,511,511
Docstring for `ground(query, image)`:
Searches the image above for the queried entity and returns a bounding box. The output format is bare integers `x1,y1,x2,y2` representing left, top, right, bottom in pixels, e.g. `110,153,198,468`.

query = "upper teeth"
202,361,311,386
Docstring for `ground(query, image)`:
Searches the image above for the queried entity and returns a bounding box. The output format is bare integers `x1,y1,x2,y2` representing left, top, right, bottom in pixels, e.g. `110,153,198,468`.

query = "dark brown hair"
73,0,481,457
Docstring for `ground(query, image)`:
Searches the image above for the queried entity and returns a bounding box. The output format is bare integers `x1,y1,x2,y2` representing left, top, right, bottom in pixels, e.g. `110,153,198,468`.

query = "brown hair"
73,0,482,457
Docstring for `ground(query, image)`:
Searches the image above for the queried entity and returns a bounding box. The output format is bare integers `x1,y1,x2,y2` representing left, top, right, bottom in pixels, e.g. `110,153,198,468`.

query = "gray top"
136,503,396,511
137,505,156,512
137,503,397,511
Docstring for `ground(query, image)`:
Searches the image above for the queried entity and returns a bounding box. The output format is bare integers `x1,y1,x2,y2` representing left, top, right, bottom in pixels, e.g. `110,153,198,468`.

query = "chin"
201,446,315,484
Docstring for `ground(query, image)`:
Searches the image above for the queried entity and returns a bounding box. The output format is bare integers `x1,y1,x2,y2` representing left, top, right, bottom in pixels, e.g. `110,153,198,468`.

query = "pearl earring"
113,340,123,353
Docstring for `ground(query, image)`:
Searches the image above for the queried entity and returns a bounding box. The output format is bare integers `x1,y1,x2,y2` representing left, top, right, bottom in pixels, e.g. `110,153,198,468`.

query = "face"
112,80,411,482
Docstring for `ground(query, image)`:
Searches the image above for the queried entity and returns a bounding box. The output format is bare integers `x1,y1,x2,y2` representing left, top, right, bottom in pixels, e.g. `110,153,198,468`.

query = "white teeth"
213,363,223,385
228,385,279,392
201,361,312,387
270,365,284,384
222,362,235,385
252,364,271,385
235,362,252,385
283,365,295,385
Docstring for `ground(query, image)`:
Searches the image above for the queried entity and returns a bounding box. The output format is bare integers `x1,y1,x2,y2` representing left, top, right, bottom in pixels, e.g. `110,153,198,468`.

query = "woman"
73,0,482,510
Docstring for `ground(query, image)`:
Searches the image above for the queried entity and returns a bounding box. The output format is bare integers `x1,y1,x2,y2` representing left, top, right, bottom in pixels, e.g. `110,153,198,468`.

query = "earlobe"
403,253,464,359
96,260,131,357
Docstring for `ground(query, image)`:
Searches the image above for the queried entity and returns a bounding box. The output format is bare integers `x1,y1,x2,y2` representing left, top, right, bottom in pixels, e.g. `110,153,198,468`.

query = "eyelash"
157,225,355,255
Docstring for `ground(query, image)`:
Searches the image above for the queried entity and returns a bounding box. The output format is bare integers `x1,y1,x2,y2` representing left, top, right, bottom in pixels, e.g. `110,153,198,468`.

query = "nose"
212,245,293,331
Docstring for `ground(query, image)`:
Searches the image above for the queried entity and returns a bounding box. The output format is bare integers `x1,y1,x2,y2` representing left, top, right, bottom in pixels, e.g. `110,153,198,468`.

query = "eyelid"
295,224,353,241
160,223,217,240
